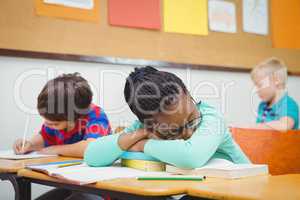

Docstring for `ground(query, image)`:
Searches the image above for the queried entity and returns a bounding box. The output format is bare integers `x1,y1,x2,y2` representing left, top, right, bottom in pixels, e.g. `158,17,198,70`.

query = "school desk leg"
0,173,31,200
14,177,31,200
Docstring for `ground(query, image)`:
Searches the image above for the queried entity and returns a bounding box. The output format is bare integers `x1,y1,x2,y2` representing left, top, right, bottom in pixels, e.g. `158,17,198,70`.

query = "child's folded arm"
84,121,143,167
39,140,92,157
83,121,132,166
144,116,225,169
254,116,295,131
84,134,124,167
84,127,148,167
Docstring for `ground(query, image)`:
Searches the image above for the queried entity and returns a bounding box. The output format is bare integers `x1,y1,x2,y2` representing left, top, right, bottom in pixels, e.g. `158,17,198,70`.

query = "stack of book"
120,152,166,172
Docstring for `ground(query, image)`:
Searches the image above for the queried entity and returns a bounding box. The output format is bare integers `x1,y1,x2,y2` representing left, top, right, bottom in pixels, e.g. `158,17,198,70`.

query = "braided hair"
124,66,187,123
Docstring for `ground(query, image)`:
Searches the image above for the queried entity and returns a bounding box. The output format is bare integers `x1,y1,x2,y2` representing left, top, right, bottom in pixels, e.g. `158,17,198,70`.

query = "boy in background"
251,57,299,130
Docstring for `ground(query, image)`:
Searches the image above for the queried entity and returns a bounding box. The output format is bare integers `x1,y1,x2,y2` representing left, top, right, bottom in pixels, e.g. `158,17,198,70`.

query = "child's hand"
128,139,148,152
147,132,162,140
135,129,151,138
135,128,162,140
13,139,33,154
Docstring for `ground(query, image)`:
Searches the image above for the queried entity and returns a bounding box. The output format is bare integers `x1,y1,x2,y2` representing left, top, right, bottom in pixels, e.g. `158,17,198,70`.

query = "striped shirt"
40,104,111,147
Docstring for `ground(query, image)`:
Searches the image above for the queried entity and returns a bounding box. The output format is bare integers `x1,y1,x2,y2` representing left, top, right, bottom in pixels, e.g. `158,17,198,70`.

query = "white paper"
28,163,171,185
0,150,57,160
53,166,168,183
44,0,94,10
209,0,237,33
243,0,268,35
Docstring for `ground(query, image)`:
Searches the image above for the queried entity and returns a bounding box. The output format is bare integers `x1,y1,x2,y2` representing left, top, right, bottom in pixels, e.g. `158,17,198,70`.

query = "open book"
166,158,269,179
26,161,175,185
0,150,57,160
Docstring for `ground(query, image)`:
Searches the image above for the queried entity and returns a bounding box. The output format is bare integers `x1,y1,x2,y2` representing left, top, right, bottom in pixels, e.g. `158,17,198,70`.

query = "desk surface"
0,157,78,173
188,174,300,200
18,168,300,199
18,169,211,196
5,157,300,199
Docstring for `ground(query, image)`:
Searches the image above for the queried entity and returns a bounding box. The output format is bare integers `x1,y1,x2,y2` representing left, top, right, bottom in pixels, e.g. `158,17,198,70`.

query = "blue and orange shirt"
40,104,111,147
256,93,299,129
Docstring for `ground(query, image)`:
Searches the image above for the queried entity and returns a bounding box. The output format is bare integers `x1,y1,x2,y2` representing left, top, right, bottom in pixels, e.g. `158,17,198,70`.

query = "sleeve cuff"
113,133,124,153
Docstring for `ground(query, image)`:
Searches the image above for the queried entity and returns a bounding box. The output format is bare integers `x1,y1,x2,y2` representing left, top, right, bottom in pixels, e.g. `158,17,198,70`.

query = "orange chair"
231,128,300,175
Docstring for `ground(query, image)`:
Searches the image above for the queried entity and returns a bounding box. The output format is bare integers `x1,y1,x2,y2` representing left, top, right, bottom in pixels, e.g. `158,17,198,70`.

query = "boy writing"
13,73,111,200
13,73,111,157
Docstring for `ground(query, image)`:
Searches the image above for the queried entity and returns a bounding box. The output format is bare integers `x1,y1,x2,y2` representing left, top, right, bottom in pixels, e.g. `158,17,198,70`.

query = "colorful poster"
108,0,161,30
35,0,99,22
208,0,237,33
243,0,268,35
163,0,208,35
44,0,94,10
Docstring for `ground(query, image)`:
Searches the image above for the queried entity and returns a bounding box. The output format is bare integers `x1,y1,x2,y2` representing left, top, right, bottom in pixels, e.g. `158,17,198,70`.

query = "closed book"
120,152,165,172
166,158,268,179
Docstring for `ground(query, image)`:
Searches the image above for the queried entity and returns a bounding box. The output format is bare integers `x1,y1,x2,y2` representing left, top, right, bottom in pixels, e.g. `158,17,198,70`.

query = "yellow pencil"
57,162,83,168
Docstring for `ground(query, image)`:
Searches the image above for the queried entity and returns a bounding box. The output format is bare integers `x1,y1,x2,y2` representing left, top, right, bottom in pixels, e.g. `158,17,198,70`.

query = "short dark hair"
37,73,92,122
124,66,187,123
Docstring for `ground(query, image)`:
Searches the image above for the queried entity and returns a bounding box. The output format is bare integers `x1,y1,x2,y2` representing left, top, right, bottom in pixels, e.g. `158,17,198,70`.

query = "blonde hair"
251,57,288,87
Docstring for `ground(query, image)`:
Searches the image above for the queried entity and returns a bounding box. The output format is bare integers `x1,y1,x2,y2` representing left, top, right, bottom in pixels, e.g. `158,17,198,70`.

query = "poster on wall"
108,0,161,30
243,0,268,35
35,0,99,22
44,0,94,10
208,0,237,33
164,0,208,35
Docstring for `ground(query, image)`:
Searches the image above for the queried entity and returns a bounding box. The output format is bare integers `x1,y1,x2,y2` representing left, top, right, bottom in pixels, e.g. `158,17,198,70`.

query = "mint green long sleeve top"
84,102,250,168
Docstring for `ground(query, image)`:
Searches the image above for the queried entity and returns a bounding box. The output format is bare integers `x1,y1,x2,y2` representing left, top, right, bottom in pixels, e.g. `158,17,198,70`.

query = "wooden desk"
18,169,198,200
188,174,300,200
17,170,300,200
0,156,78,173
0,156,78,200
3,157,300,200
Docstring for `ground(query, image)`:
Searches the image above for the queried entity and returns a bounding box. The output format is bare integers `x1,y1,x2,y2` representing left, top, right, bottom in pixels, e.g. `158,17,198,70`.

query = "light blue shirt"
257,93,299,129
84,102,250,168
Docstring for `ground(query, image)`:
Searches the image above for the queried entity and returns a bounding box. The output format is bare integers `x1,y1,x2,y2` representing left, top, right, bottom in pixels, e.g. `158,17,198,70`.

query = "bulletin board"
0,0,300,74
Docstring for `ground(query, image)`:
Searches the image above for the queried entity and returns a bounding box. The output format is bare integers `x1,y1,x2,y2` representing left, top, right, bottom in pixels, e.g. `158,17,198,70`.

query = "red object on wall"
108,0,161,30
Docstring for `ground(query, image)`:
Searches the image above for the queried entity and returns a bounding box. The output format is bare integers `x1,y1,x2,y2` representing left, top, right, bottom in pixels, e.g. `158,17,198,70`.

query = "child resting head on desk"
250,57,299,131
84,66,250,168
13,73,111,158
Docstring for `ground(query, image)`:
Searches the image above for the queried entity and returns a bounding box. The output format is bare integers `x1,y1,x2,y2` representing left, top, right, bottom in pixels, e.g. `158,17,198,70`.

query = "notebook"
26,160,172,185
166,158,269,179
0,150,57,160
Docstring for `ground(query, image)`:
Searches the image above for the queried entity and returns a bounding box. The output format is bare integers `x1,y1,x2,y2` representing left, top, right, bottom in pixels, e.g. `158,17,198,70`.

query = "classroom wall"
1,0,300,73
0,55,300,199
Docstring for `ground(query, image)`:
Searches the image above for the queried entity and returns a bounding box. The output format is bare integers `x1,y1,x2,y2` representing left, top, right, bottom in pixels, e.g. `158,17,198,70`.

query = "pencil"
57,162,83,168
137,176,206,181
21,116,30,153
